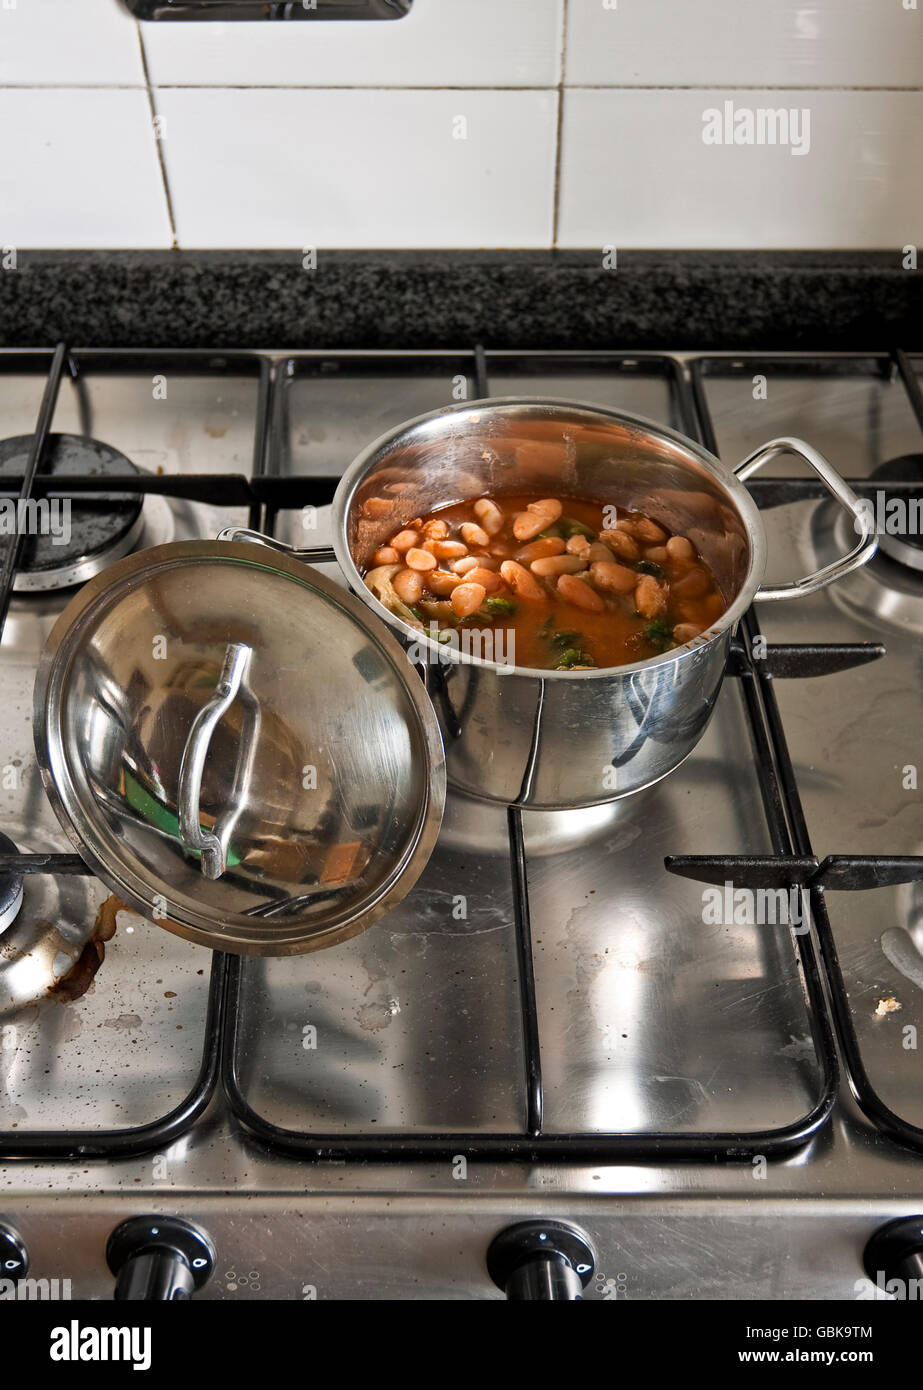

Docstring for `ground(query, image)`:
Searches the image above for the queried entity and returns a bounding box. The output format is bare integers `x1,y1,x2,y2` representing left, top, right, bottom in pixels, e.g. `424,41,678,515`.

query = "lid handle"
177,642,260,880
217,527,334,564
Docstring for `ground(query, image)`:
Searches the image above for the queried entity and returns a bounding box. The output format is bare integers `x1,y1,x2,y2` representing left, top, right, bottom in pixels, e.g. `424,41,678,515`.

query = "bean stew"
361,494,728,671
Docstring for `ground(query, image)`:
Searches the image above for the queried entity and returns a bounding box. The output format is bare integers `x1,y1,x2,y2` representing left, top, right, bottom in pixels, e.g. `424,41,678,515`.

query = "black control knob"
0,1222,28,1281
106,1216,215,1301
864,1215,923,1294
487,1220,595,1301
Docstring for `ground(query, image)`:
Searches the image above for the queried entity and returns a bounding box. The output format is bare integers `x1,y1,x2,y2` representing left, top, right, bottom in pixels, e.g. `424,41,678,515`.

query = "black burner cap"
0,831,24,934
0,433,143,576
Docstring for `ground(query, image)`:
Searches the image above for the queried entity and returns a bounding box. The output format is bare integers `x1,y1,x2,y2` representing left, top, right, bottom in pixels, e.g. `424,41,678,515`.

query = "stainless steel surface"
34,540,446,956
331,398,870,808
1,351,923,1301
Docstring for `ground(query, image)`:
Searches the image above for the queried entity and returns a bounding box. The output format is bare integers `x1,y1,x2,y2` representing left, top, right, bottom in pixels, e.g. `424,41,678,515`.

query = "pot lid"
33,540,445,955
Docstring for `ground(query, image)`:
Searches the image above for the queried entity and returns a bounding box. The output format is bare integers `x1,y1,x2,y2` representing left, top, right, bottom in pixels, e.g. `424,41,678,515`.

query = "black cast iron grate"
0,344,921,1160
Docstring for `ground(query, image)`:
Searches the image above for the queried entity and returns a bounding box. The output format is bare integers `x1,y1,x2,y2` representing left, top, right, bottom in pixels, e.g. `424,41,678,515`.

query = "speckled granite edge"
0,251,920,350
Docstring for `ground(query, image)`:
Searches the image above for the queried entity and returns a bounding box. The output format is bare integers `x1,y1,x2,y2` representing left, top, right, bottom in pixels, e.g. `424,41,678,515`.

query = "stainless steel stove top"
1,348,922,1301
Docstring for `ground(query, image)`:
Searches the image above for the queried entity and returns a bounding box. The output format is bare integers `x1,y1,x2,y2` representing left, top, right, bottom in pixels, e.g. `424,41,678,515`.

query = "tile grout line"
551,0,569,250
135,20,178,250
1,83,920,93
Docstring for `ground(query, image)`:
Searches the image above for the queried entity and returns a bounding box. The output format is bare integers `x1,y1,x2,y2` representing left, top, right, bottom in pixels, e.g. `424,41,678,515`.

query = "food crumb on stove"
874,996,902,1017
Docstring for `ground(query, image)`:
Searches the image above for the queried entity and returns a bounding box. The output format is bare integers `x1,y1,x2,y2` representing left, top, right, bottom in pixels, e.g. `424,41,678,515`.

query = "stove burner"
0,433,145,592
818,500,923,637
0,832,23,936
866,454,923,572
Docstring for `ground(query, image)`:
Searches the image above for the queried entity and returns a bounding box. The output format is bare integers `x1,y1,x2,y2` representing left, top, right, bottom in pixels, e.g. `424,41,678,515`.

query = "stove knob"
0,1222,28,1281
863,1216,923,1294
487,1220,595,1301
106,1216,215,1301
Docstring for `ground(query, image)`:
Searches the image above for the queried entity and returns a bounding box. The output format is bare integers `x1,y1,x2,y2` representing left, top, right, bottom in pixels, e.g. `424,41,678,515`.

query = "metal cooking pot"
328,398,878,809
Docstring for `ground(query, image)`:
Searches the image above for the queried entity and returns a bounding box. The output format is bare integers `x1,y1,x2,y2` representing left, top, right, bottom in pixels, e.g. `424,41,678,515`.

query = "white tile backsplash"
565,0,923,89
142,0,563,88
156,88,557,249
0,0,144,86
0,2,919,249
557,89,923,249
0,89,171,248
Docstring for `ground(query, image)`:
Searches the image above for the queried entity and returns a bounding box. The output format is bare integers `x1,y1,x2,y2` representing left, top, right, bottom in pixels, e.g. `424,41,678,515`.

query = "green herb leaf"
558,516,595,541
642,618,674,652
554,647,595,670
483,596,517,617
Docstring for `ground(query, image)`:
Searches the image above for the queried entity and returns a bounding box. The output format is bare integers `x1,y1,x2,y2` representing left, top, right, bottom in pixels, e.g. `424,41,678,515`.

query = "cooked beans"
528,498,563,522
393,568,423,605
473,498,503,534
666,535,695,563
460,521,490,548
599,529,641,562
587,541,615,564
516,536,566,565
465,565,504,594
531,553,588,578
364,492,726,670
590,560,637,594
558,573,605,612
512,510,550,542
632,516,669,544
405,547,437,572
635,575,667,619
500,559,545,600
451,582,486,618
432,539,468,560
426,569,464,596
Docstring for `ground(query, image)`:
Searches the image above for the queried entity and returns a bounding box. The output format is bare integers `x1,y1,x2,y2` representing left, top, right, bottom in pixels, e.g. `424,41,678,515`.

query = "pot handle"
178,642,261,880
734,436,878,602
217,526,333,564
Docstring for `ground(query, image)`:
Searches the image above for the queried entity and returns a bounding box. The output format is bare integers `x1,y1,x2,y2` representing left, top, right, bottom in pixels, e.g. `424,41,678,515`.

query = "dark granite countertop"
0,250,919,350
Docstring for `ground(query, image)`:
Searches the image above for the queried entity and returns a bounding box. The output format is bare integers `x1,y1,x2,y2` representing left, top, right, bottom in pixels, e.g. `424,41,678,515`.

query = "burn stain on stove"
101,1013,144,1032
46,894,124,1004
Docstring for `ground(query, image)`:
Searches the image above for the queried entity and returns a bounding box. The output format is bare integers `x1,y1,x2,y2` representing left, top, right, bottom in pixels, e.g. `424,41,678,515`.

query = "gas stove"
1,345,922,1301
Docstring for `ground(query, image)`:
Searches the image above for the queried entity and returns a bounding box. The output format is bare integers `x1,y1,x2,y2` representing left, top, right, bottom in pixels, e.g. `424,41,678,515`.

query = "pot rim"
331,396,767,680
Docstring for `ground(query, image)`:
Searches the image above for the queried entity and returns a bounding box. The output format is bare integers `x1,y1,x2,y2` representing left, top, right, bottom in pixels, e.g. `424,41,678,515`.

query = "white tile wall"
557,89,923,250
143,0,564,88
565,0,923,89
0,0,920,249
0,89,172,248
0,0,144,86
156,88,558,249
